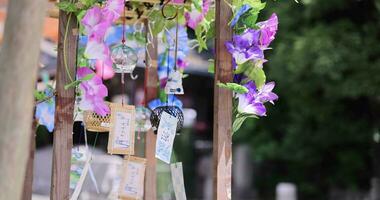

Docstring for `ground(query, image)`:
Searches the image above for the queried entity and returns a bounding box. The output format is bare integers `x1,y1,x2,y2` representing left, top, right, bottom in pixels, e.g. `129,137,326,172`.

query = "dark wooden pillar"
50,9,78,200
213,0,233,199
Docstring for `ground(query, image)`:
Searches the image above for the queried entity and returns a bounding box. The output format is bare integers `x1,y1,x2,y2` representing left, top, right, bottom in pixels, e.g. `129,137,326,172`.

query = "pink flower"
77,67,110,116
84,39,110,60
81,6,112,41
102,0,124,22
185,0,210,29
95,59,115,80
257,13,278,49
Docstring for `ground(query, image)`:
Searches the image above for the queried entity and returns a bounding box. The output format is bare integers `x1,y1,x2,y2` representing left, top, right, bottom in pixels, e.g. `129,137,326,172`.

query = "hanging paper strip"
155,112,178,163
170,162,187,200
119,156,146,200
108,103,136,155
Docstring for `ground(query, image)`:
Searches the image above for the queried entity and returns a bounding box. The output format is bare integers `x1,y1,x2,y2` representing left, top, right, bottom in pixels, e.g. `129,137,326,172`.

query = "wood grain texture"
22,120,37,200
50,9,78,200
0,0,47,199
143,20,158,200
213,0,233,199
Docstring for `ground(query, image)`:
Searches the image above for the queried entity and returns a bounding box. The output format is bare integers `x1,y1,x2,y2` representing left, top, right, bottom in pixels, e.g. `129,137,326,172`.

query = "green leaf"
244,66,266,88
34,90,46,101
241,10,259,28
217,82,249,94
233,115,248,134
57,1,78,13
208,59,215,74
64,80,81,90
81,73,94,81
235,61,252,74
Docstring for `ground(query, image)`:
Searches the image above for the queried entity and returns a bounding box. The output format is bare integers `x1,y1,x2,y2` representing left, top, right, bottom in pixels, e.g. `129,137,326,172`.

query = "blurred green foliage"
234,0,380,199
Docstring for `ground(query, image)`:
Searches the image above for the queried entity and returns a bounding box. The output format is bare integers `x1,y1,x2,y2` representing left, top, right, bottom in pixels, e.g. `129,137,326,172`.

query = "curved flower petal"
230,4,251,27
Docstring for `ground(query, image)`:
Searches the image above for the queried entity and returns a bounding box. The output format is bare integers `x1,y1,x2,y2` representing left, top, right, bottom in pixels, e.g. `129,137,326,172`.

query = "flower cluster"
77,67,110,116
77,0,124,115
224,2,279,132
81,0,124,79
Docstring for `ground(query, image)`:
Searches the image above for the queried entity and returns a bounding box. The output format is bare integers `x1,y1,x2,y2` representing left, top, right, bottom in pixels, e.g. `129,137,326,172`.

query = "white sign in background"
155,112,178,164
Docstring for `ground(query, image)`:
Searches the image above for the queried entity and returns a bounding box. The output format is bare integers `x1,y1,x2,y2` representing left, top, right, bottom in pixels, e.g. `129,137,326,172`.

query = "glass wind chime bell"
111,44,138,78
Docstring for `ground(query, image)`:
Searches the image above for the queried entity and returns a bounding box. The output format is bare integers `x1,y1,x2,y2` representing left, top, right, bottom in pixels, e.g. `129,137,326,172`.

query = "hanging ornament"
135,106,152,133
111,44,138,74
150,105,184,134
165,70,184,94
164,5,184,95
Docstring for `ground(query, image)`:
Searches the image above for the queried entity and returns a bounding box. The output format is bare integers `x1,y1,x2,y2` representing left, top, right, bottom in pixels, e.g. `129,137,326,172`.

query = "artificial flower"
95,59,115,80
81,6,112,41
35,89,55,132
148,95,183,110
236,81,278,116
77,67,110,116
255,81,278,104
230,4,251,27
257,13,278,49
185,0,210,29
84,39,110,60
102,0,124,22
225,29,265,65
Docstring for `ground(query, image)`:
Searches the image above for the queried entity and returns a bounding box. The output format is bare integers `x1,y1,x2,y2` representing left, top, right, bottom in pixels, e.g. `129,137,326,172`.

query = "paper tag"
170,162,187,200
108,103,135,155
119,156,146,200
165,71,184,95
155,112,178,164
100,122,110,128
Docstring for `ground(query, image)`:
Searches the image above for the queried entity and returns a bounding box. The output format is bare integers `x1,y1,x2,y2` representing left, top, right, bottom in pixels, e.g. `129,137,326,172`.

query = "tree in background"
0,0,47,199
235,0,380,199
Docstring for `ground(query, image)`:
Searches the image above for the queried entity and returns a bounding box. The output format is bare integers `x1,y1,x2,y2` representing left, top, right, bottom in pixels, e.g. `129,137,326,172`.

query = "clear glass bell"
111,44,138,74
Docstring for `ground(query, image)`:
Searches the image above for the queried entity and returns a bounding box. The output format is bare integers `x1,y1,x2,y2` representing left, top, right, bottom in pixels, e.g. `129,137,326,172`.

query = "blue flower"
148,95,183,110
35,89,55,132
230,4,251,27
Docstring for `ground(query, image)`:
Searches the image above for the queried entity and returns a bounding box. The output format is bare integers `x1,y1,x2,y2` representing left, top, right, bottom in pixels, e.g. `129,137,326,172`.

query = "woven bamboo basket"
83,103,111,132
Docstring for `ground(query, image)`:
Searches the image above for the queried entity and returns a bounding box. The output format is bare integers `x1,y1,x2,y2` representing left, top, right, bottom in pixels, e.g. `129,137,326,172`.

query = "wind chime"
150,0,184,134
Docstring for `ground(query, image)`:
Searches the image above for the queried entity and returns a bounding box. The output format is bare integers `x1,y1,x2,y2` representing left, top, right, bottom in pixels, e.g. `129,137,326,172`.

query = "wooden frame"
107,103,136,155
119,156,147,200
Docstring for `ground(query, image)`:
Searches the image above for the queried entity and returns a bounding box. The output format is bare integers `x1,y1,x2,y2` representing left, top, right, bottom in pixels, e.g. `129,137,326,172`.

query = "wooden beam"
144,19,158,200
213,0,233,199
50,8,78,200
22,120,37,200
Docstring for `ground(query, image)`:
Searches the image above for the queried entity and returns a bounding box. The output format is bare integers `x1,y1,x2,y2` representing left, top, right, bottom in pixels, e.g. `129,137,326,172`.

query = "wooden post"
144,20,158,200
22,120,37,200
50,9,78,200
0,0,47,199
213,0,233,199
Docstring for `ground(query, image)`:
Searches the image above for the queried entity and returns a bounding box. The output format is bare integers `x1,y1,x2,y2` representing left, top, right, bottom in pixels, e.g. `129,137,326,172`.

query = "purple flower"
257,13,278,49
236,81,278,116
225,29,265,65
256,81,278,104
230,4,251,27
77,67,110,116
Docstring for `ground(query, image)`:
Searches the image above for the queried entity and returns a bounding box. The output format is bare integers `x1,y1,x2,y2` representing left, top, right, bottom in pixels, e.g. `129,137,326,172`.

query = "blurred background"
1,0,380,199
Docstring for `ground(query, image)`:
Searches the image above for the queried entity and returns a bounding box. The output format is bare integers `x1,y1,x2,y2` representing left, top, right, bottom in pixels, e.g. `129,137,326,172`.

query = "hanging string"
174,9,179,72
121,0,127,106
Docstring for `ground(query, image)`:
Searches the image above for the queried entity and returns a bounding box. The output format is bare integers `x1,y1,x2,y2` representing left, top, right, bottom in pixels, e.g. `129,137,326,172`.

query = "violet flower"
236,81,278,116
77,67,110,116
257,13,278,49
225,29,265,65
